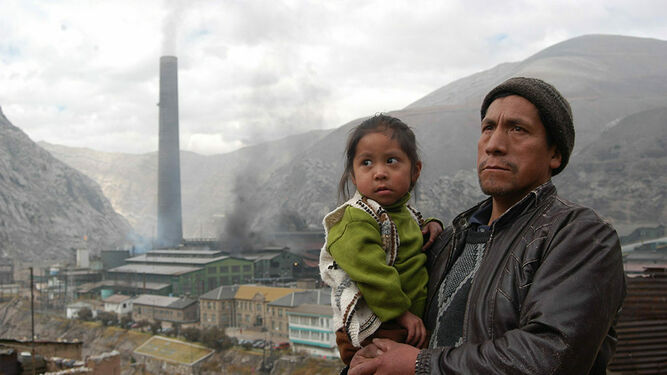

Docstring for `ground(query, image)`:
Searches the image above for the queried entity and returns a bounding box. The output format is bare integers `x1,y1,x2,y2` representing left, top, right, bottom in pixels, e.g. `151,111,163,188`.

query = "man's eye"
387,157,398,164
511,126,525,132
482,125,494,132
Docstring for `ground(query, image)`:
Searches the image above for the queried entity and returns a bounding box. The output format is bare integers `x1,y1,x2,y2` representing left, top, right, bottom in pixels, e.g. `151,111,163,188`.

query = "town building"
267,289,330,339
288,303,338,359
0,261,14,284
66,301,98,319
106,264,203,296
233,285,303,331
101,249,132,270
243,248,304,283
109,249,254,296
132,294,198,325
199,285,239,328
102,294,133,315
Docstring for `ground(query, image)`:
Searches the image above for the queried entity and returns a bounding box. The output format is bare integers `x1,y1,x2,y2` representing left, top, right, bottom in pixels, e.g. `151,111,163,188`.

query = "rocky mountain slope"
41,34,666,242
0,107,132,262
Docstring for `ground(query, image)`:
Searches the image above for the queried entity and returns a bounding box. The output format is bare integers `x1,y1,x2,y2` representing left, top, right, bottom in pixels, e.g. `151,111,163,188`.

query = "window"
220,266,228,273
278,309,282,317
243,265,251,272
231,265,240,272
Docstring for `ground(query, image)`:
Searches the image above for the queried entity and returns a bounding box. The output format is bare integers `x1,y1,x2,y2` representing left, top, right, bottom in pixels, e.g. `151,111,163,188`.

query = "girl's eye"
362,159,372,166
387,157,398,164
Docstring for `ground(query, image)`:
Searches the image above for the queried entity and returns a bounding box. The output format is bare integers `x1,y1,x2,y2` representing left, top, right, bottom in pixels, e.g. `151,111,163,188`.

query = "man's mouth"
480,159,514,172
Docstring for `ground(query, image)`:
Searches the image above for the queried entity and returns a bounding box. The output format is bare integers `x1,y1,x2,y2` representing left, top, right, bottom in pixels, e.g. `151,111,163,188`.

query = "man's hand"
396,311,427,348
349,339,420,375
349,341,382,374
422,221,443,250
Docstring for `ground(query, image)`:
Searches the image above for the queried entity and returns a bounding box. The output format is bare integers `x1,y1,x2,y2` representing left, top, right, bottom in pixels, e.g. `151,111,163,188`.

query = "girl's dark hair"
338,114,421,201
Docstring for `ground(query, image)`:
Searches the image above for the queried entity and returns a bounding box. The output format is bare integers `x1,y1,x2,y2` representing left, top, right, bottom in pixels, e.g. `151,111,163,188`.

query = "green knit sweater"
326,194,429,322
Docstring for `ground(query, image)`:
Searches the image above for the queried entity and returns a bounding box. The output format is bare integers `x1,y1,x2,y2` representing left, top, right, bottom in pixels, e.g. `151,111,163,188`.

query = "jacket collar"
453,180,557,231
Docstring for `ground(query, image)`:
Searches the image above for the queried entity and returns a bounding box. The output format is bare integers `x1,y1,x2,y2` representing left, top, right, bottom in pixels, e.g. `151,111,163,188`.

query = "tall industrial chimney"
157,56,183,248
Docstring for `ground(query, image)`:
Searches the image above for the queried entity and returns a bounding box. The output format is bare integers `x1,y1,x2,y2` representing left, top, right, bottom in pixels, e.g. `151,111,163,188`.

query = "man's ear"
550,147,562,172
412,161,423,184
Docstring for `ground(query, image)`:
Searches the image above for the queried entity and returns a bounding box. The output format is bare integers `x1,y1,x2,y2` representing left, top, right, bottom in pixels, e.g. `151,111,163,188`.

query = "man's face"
477,95,562,205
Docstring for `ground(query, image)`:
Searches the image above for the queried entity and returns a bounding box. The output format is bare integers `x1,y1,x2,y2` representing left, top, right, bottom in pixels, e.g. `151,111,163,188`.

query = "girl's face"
351,131,421,206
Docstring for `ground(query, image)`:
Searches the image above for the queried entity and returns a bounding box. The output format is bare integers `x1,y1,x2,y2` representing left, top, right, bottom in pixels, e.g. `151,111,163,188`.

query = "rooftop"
125,254,236,265
133,294,197,309
76,280,171,293
107,264,202,276
289,303,334,316
199,285,239,301
102,294,133,304
235,285,304,302
270,289,331,307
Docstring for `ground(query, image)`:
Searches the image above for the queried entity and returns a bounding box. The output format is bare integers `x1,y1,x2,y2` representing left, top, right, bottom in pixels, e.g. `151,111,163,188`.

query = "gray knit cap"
480,77,574,176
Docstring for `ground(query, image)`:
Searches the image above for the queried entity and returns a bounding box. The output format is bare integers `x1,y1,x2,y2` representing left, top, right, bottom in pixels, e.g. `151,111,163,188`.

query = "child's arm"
421,220,444,250
396,310,427,348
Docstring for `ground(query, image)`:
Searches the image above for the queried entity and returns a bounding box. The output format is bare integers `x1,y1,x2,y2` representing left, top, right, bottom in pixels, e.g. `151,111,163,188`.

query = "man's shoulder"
548,193,614,227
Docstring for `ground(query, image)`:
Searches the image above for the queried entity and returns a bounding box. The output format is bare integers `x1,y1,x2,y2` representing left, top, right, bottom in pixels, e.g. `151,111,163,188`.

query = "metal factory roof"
77,280,171,293
199,285,239,301
107,264,202,276
125,254,238,265
133,294,197,309
269,289,331,307
146,249,225,256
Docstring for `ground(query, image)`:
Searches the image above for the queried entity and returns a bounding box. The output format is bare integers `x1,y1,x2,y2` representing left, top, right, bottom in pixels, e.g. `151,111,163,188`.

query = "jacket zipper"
461,223,495,343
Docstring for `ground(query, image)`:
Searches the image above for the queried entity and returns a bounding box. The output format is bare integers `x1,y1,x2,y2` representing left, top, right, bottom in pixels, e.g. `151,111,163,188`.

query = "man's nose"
485,128,508,155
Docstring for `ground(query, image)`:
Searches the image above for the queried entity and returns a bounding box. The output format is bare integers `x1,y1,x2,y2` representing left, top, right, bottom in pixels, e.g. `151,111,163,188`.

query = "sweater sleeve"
327,207,412,322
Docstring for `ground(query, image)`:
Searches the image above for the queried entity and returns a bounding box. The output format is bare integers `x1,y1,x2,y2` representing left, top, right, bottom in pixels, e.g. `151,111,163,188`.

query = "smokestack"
157,56,183,248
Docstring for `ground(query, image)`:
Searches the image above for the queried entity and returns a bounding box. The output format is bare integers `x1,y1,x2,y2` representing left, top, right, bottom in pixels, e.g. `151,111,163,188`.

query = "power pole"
30,267,36,375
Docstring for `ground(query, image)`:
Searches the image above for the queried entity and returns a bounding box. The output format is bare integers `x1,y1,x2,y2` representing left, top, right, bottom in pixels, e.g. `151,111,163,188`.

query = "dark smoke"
218,173,271,254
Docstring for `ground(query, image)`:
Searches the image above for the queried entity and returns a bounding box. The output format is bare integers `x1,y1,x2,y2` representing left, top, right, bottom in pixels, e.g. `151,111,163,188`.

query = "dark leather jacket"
419,181,626,375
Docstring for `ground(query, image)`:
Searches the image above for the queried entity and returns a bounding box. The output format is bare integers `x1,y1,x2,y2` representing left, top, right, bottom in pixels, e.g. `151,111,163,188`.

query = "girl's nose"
374,166,388,179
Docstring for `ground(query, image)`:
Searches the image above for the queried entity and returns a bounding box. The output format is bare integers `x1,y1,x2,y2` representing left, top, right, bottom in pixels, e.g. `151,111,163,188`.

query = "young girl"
319,114,442,365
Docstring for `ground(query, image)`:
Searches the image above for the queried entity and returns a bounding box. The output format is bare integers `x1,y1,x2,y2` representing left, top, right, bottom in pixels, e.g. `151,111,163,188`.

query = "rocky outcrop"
0,107,132,262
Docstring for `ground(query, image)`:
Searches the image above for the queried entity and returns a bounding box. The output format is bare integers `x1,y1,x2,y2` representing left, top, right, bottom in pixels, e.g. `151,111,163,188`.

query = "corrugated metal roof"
199,285,239,301
133,294,197,309
269,289,331,307
234,285,303,302
609,268,667,374
107,264,202,276
125,254,235,265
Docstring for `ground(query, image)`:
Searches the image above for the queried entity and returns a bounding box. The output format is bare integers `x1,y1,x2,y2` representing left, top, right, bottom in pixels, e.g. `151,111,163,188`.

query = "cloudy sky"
1,0,666,155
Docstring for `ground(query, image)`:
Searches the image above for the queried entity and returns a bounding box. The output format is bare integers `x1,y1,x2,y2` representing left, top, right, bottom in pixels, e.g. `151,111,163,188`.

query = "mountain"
40,128,334,239
0,107,132,262
41,34,667,241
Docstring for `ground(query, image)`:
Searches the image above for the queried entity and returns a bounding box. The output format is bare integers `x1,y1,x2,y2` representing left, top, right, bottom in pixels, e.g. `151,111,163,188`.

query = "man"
349,77,626,375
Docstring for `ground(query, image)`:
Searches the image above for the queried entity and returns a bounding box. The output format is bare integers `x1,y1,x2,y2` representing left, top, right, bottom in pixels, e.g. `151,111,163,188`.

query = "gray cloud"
1,0,666,155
